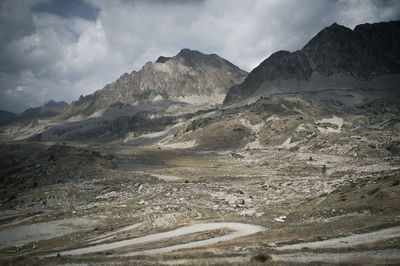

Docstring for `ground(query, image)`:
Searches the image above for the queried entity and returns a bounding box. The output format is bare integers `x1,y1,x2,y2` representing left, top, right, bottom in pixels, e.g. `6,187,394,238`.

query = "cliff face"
67,49,247,117
302,22,400,78
224,21,400,104
224,50,312,104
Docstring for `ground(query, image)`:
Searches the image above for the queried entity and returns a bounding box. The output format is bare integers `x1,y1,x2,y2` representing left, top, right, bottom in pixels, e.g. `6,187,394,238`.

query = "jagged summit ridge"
42,99,69,108
66,49,247,117
224,20,400,104
158,48,247,76
301,21,400,78
156,56,171,63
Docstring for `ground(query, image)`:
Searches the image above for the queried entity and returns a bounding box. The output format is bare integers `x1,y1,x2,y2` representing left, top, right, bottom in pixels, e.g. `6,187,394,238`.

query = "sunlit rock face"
68,48,248,117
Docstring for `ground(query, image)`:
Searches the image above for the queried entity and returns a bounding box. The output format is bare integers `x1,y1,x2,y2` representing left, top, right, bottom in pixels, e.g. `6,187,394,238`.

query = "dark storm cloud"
120,0,205,5
32,0,99,21
0,0,36,74
0,0,399,113
0,0,35,43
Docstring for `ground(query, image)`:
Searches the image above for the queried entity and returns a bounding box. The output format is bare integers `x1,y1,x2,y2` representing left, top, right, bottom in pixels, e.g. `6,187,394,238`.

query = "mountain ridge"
0,109,17,125
63,48,247,118
13,100,70,124
224,20,400,104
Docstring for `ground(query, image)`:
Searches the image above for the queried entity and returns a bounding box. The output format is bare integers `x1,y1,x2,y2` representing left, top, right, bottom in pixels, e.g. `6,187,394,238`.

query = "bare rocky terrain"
0,21,399,265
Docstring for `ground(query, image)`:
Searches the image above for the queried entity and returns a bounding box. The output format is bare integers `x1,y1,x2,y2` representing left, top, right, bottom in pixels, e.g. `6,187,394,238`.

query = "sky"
0,0,399,113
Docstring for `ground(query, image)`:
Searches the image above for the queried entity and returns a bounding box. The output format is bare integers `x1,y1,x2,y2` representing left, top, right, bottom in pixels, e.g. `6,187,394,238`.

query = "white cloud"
0,0,399,112
16,86,26,92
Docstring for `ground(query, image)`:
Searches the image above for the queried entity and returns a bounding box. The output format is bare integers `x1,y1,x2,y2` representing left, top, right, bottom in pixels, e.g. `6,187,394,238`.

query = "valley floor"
0,140,399,265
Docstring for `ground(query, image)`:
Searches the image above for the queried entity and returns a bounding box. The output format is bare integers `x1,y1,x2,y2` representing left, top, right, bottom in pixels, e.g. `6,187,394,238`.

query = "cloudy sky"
1,0,399,113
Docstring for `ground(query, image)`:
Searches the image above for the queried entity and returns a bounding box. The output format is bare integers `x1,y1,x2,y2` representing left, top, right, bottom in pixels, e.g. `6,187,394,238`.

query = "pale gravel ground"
171,93,226,105
147,173,182,181
316,116,344,134
128,170,182,181
278,137,300,149
240,118,264,150
161,139,198,149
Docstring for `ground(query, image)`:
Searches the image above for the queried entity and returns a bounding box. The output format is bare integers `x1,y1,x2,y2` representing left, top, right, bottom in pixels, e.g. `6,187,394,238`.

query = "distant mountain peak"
175,48,214,67
178,48,200,55
224,20,400,104
0,109,17,125
327,22,347,29
42,99,69,108
156,49,203,63
156,56,171,63
308,22,352,40
302,20,400,77
64,48,248,118
42,99,56,106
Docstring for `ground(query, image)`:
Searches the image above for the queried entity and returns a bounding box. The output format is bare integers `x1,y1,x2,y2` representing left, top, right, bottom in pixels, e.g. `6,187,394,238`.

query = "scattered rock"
274,215,287,222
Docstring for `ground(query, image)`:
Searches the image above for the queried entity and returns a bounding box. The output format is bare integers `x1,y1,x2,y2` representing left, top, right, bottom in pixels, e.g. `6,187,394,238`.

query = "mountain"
0,109,17,125
20,49,247,141
224,20,400,104
63,49,247,118
17,100,69,123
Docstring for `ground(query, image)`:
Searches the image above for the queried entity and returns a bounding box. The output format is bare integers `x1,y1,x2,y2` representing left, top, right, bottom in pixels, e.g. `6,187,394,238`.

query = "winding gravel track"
44,222,264,257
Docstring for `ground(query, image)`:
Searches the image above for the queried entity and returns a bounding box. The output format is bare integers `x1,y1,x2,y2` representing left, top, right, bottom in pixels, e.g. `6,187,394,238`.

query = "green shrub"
322,165,327,175
289,146,300,152
251,253,272,262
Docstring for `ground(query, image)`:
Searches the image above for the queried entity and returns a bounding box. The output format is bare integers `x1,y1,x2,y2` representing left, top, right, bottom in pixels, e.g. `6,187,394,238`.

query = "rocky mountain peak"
301,23,362,77
42,99,69,108
301,21,400,77
156,56,171,63
0,109,17,125
173,48,236,71
11,99,71,124
325,22,351,32
177,48,202,57
224,20,400,104
64,49,248,117
154,49,206,66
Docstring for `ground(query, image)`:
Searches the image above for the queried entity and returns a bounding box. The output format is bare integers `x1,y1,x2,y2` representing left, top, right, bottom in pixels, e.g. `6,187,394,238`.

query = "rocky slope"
224,20,400,104
63,49,247,118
